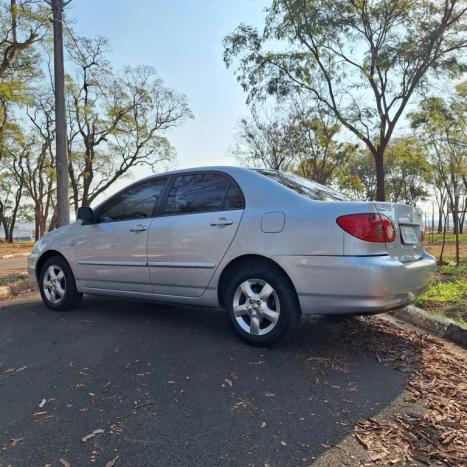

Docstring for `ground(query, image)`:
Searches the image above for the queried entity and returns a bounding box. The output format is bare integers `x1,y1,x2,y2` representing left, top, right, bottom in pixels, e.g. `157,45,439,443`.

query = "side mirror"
77,206,95,222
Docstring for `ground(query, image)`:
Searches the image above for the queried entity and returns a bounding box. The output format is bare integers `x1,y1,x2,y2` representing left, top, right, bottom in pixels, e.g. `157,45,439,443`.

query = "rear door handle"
129,224,147,232
210,218,233,226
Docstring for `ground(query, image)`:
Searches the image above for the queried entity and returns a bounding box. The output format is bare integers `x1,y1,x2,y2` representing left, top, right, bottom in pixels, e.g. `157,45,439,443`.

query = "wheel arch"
216,254,300,310
35,250,68,280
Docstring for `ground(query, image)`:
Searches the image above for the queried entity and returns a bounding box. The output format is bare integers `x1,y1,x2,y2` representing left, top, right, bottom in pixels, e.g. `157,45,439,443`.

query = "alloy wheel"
232,278,280,336
43,265,66,304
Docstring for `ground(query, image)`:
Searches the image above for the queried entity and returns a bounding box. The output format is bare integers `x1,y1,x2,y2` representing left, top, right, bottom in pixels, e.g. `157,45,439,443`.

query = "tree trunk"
1,217,8,241
438,206,443,233
460,201,465,234
373,150,385,201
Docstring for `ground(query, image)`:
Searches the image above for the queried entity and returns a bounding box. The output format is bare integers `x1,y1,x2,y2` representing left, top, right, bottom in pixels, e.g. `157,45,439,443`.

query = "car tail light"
336,213,396,243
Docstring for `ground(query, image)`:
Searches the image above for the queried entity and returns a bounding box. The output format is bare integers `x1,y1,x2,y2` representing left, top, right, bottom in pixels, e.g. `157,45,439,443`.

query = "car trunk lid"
374,202,424,262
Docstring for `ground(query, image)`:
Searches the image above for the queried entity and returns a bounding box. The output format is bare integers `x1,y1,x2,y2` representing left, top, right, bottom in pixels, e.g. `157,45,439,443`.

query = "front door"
75,178,167,293
147,172,245,297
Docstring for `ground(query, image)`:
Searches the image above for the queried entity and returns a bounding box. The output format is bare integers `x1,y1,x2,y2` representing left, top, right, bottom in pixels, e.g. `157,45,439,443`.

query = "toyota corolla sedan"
28,166,436,346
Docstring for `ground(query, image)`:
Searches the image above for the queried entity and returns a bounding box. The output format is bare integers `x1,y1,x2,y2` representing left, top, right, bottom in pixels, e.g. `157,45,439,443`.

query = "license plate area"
400,225,419,245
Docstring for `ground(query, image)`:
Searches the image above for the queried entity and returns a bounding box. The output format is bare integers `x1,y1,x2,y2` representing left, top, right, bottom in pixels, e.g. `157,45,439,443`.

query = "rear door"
147,172,245,297
374,202,424,262
75,178,167,293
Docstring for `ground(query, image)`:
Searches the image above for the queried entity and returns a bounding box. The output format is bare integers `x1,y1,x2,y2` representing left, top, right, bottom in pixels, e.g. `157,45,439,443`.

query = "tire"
224,261,301,347
38,255,83,311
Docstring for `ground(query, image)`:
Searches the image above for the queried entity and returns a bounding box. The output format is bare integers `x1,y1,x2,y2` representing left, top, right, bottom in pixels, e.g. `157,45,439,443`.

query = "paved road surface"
0,294,408,466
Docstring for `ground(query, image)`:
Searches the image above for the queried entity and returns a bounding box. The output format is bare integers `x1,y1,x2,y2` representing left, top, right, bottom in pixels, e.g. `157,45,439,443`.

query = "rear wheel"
39,256,82,311
224,262,300,346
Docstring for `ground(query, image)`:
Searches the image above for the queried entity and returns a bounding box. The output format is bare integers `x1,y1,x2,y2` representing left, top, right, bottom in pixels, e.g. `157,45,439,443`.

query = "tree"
289,104,353,185
224,0,467,200
384,137,431,206
24,90,57,238
232,106,296,170
0,0,45,238
65,35,193,209
337,148,377,200
410,81,466,253
410,83,466,227
0,125,27,241
233,101,351,186
0,0,46,79
337,138,431,205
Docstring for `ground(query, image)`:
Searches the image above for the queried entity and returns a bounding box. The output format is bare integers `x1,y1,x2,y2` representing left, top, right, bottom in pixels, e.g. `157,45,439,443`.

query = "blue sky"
69,0,269,176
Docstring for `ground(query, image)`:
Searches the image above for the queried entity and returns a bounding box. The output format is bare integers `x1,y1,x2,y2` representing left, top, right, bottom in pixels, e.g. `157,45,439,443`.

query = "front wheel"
224,263,301,347
39,256,82,311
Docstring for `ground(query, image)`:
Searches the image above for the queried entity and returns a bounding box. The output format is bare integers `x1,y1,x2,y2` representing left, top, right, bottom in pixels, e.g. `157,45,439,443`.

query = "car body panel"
74,219,153,293
147,209,244,297
272,252,435,314
28,166,436,315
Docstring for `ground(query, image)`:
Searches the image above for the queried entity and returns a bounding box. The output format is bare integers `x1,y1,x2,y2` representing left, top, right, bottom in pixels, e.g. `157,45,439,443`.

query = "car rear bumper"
273,252,436,315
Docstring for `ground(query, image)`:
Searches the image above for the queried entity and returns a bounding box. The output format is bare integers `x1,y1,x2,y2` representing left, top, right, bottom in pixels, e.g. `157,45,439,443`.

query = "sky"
69,0,269,186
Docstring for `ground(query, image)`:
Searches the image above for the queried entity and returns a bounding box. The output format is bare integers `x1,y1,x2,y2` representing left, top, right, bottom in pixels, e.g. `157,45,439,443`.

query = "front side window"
98,178,166,222
164,173,243,215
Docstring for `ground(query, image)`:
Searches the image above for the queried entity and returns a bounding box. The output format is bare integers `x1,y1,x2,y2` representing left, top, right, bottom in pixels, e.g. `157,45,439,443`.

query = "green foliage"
336,137,431,204
224,0,466,200
440,263,467,277
430,233,467,245
409,81,466,233
233,102,350,185
384,137,431,205
416,279,466,310
64,34,193,208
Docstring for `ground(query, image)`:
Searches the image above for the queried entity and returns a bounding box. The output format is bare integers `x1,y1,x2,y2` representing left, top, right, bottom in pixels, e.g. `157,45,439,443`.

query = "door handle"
129,224,147,232
210,218,233,226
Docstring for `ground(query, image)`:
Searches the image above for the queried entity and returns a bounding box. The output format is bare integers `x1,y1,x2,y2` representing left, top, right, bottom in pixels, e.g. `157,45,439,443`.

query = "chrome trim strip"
78,260,215,269
147,261,215,269
76,278,205,289
82,287,201,299
77,260,147,267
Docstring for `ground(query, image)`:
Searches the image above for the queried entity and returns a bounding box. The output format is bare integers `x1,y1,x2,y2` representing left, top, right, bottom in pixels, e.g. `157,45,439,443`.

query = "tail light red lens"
336,213,396,243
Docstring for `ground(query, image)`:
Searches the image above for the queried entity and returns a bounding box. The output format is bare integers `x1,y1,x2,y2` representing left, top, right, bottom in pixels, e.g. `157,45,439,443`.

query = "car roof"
139,165,256,180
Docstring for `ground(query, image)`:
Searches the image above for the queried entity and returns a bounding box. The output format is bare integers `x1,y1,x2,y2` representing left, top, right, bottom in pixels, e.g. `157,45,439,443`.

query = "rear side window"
257,169,349,201
98,178,166,222
224,182,245,209
164,173,244,215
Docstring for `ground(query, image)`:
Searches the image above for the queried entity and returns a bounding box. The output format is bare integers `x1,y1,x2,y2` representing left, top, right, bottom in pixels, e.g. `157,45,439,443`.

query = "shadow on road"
0,295,421,466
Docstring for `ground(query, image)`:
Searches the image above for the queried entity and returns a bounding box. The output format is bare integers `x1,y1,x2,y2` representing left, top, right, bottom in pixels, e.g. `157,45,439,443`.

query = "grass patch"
439,262,467,278
0,272,34,298
419,230,466,325
416,279,466,326
417,280,466,307
0,273,28,287
428,232,467,244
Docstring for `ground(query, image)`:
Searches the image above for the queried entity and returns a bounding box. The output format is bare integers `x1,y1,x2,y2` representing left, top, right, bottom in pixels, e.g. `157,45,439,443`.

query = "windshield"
256,169,349,201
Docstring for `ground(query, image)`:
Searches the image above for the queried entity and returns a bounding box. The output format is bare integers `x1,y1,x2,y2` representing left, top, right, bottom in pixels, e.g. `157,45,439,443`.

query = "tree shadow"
0,296,422,466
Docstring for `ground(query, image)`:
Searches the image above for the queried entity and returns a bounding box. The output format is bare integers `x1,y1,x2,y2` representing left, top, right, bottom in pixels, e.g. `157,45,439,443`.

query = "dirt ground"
0,240,34,257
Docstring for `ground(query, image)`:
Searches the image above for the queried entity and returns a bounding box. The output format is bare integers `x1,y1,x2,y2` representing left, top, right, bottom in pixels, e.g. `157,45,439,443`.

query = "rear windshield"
256,169,349,201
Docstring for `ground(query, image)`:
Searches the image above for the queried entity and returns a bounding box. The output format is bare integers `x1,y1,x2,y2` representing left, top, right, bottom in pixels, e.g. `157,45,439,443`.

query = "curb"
393,305,467,349
0,277,35,301
0,253,29,259
0,286,11,299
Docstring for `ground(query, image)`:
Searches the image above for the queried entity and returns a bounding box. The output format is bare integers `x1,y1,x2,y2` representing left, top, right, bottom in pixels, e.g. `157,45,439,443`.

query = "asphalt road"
0,294,408,466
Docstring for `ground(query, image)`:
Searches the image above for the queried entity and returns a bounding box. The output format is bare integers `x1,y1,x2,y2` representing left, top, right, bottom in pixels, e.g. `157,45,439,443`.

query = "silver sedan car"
29,167,436,346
